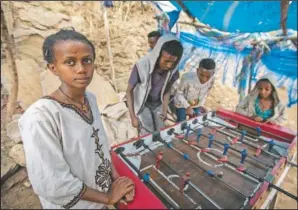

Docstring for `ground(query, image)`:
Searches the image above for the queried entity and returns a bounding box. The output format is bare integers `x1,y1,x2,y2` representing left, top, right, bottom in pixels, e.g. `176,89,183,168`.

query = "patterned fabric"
18,92,112,209
254,97,273,120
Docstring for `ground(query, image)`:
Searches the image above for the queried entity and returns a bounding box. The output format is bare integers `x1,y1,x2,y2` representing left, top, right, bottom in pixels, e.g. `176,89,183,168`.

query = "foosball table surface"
111,109,297,209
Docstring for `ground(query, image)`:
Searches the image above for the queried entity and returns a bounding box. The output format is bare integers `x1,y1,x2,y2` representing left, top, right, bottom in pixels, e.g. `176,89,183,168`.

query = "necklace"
58,87,88,113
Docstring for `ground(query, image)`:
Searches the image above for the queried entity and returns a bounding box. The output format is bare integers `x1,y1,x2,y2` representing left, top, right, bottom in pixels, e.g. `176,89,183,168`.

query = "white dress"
18,92,112,209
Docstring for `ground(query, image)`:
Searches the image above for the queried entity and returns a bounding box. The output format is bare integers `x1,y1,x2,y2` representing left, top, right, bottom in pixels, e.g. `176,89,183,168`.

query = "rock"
12,114,23,121
40,71,119,112
87,74,120,111
101,117,117,147
6,120,22,144
101,102,127,120
1,156,19,182
23,179,31,188
2,58,43,110
2,168,27,193
70,16,86,32
118,92,127,102
9,144,26,167
18,5,70,28
108,113,138,145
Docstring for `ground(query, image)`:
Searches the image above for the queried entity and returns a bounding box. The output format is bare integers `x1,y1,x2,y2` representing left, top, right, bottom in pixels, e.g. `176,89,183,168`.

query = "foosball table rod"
114,147,180,209
135,139,223,209
180,125,275,169
192,119,283,160
214,114,292,143
145,136,250,200
207,116,288,149
169,132,298,202
199,121,297,168
165,116,281,162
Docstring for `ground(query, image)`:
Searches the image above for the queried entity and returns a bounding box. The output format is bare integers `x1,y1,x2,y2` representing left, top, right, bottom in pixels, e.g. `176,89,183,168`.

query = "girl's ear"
47,63,59,76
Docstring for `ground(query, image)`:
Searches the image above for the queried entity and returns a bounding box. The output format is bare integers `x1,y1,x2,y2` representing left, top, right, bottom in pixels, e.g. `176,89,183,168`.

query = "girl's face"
257,81,273,99
48,40,95,89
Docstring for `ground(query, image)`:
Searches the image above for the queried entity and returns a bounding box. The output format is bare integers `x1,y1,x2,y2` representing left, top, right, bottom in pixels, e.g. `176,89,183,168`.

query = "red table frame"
111,108,297,209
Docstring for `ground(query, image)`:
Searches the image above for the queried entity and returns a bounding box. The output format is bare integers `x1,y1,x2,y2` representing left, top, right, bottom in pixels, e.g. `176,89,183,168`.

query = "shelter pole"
280,0,290,36
102,3,118,93
177,21,211,29
247,65,253,94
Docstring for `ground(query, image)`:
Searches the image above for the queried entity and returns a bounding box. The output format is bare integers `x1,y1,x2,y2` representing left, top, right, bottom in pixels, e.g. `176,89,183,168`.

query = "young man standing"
147,31,161,51
174,58,216,122
126,34,183,134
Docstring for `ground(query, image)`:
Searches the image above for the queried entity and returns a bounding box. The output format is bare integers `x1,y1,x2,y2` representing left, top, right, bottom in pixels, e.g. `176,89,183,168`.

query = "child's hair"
42,28,95,64
161,40,184,60
148,31,161,38
199,58,216,70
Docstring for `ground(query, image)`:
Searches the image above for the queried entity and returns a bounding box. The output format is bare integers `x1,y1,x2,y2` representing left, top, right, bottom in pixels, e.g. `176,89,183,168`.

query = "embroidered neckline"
42,95,94,125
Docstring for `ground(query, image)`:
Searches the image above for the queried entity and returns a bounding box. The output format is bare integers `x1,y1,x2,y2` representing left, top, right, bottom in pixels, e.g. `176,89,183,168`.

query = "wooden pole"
1,2,19,125
247,64,253,94
280,0,290,36
102,3,118,93
177,21,211,29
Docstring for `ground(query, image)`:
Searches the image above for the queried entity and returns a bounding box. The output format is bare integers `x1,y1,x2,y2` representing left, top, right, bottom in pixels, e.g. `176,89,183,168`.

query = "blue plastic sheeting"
177,31,297,107
152,1,297,107
170,1,297,33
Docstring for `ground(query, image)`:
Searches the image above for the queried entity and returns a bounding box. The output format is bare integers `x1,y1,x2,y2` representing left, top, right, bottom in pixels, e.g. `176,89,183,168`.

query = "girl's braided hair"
42,27,95,64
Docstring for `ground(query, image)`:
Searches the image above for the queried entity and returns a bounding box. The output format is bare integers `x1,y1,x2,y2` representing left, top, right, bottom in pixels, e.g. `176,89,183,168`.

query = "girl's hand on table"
108,177,134,205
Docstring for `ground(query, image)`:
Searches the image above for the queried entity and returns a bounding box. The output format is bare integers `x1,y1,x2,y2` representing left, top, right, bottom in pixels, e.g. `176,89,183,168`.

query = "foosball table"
111,108,297,209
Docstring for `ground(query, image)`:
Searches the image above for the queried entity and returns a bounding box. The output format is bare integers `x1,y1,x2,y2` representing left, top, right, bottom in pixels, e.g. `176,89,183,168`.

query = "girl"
236,74,286,125
18,29,134,209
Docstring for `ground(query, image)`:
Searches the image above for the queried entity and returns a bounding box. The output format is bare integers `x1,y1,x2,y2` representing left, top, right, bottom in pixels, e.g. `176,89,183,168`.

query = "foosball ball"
111,108,297,209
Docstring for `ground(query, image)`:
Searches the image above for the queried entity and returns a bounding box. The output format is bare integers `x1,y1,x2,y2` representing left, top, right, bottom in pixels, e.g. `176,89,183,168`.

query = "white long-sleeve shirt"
174,71,215,109
18,92,111,209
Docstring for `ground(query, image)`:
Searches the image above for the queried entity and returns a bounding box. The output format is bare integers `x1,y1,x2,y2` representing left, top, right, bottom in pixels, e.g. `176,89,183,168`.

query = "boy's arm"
126,65,140,128
175,75,190,109
161,71,179,119
162,91,171,118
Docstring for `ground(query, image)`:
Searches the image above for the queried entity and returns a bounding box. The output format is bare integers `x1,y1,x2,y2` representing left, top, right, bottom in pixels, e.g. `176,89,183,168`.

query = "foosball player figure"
237,149,248,172
211,128,217,135
231,137,239,145
217,143,230,163
254,145,262,157
180,172,190,193
156,151,163,169
201,133,214,153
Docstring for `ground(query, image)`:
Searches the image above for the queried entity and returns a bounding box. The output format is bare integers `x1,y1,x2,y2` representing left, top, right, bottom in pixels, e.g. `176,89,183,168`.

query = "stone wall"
1,1,157,109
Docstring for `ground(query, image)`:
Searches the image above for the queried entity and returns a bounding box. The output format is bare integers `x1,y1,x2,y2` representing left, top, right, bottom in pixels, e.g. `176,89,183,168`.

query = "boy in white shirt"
174,58,216,122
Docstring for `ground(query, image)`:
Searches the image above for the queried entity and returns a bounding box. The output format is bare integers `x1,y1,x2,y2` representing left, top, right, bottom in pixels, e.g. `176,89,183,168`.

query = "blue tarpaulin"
170,1,297,33
152,1,297,107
